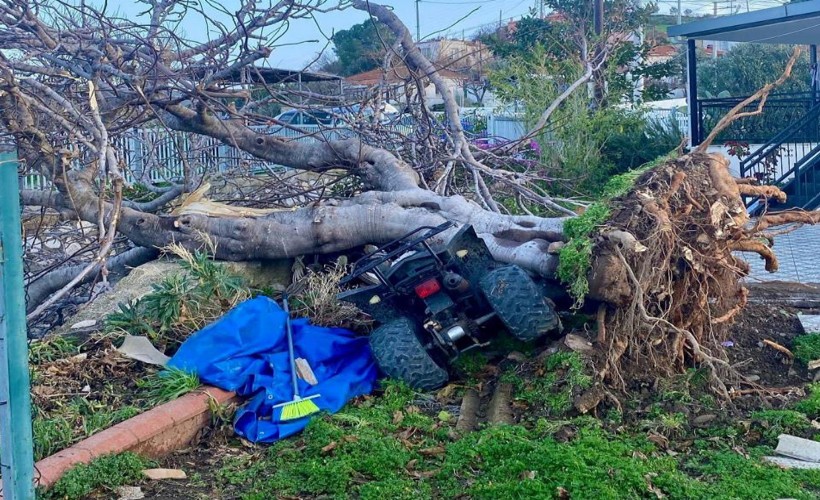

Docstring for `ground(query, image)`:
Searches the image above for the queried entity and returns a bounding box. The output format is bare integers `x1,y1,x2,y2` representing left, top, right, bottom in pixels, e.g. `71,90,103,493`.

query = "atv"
338,221,562,390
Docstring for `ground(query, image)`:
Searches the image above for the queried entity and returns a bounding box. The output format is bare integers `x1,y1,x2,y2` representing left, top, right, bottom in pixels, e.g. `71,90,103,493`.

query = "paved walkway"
738,224,820,284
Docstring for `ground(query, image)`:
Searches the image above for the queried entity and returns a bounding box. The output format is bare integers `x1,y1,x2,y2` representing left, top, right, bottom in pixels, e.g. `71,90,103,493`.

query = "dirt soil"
31,335,155,460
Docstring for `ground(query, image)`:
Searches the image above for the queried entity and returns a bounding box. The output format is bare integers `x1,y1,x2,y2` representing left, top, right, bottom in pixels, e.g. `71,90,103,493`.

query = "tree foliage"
483,1,676,105
331,19,396,76
698,44,811,98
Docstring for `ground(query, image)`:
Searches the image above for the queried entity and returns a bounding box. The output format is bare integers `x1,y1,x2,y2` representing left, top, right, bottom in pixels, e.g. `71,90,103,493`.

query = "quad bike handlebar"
340,221,455,285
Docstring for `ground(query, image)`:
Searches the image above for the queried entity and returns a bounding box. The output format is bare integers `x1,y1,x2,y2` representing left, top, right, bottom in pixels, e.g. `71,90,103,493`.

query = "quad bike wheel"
369,317,449,391
479,265,561,342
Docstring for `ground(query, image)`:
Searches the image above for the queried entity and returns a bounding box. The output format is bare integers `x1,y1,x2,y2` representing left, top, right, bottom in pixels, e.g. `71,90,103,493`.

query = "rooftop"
668,0,820,45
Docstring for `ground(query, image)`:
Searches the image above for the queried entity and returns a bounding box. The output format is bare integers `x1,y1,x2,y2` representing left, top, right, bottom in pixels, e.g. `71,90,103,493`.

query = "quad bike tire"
369,317,449,391
479,265,561,342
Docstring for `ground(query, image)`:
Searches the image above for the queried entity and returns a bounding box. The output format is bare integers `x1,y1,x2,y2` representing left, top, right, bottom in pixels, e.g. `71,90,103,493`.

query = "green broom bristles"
277,394,321,421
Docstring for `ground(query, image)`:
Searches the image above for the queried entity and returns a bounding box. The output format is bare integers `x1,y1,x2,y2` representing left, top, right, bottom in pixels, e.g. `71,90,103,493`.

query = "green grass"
137,367,201,405
41,452,151,499
29,336,78,364
751,409,812,441
210,387,820,499
507,352,593,417
794,383,820,418
794,333,820,365
33,401,142,460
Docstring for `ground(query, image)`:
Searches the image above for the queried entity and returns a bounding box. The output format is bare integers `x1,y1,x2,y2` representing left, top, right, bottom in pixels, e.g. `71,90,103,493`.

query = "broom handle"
283,294,300,399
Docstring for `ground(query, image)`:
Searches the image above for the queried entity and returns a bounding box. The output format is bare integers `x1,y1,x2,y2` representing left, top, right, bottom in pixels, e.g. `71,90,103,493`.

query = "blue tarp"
167,296,378,442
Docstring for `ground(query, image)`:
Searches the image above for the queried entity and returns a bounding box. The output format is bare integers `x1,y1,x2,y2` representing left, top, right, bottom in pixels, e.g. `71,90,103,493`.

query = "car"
337,221,563,390
273,109,336,127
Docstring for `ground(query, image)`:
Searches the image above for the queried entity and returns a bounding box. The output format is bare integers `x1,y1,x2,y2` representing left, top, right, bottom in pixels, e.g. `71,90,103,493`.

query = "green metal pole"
0,150,35,499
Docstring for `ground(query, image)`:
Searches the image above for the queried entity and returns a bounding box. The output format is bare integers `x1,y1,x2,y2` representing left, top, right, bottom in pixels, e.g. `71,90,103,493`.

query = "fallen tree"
2,0,819,398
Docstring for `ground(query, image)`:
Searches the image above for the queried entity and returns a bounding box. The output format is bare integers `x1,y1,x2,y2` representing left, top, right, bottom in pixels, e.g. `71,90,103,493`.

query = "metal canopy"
668,0,820,45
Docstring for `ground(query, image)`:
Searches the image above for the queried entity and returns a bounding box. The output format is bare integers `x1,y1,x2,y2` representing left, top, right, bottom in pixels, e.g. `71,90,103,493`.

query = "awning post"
687,39,700,147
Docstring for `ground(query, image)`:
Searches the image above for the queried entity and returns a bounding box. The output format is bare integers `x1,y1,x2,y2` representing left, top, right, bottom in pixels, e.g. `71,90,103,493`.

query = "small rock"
746,375,761,382
116,486,144,500
76,220,95,231
44,239,61,249
81,384,91,393
808,359,820,371
71,319,97,329
693,414,717,426
547,241,565,254
65,242,82,255
564,334,594,354
506,351,527,362
142,468,187,480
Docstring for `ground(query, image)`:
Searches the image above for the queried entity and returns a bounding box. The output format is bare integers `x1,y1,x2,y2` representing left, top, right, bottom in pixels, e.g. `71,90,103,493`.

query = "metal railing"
739,101,820,185
19,123,415,190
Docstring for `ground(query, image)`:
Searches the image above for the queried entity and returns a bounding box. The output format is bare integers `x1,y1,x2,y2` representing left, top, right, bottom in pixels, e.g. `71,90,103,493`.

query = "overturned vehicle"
339,222,563,390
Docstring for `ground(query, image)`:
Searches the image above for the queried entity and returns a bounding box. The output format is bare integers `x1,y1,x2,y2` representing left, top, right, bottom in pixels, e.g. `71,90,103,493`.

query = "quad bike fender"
444,225,499,282
337,284,400,323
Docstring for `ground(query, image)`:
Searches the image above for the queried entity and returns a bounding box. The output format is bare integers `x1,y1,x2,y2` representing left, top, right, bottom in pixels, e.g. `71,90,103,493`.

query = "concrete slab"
774,434,820,462
738,224,820,284
764,456,820,470
798,314,820,333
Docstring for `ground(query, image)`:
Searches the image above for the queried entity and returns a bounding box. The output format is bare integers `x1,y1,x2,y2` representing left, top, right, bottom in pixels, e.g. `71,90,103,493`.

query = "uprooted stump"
586,151,820,398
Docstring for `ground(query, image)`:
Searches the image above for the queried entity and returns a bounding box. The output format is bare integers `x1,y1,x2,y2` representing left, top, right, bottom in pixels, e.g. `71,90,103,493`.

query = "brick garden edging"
33,386,238,490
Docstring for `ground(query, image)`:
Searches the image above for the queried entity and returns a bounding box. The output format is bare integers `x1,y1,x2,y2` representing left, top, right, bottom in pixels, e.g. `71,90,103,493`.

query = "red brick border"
31,386,238,491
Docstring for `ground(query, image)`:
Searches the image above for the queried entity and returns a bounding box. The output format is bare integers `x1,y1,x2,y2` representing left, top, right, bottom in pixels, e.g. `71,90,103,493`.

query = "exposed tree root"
588,151,820,400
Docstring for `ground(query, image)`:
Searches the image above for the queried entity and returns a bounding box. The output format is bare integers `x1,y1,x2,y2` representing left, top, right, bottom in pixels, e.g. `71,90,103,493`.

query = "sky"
113,0,793,70
262,0,792,68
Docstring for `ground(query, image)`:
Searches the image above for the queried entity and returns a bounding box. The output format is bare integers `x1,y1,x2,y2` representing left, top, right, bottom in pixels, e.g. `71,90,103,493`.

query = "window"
277,111,296,123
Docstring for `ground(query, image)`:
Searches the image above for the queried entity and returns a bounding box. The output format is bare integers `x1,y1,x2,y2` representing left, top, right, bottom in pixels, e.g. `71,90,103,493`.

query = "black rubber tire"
369,317,449,391
479,265,561,342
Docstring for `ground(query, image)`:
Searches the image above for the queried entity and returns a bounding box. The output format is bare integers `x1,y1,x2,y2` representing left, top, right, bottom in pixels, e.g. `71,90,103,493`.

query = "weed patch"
794,333,820,365
41,452,151,500
137,367,200,405
105,248,251,350
794,383,820,418
751,409,812,441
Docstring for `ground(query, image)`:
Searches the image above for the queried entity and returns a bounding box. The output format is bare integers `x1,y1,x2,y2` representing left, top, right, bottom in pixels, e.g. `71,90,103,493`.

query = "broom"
273,292,321,421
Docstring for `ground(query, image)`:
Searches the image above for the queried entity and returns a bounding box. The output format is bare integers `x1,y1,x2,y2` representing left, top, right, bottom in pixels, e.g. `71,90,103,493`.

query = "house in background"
343,64,469,108
416,38,491,72
343,38,496,108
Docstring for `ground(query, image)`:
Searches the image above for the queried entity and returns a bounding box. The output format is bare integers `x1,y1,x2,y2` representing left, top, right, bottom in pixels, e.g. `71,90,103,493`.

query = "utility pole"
593,0,604,105
677,0,682,25
594,0,603,37
415,0,421,41
713,2,718,60
0,149,35,500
